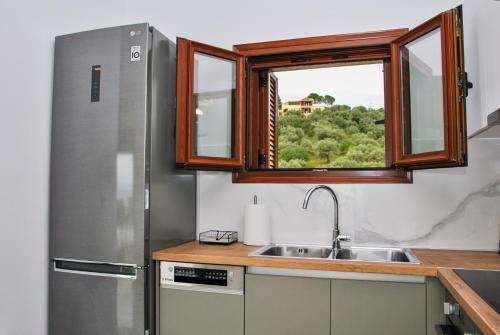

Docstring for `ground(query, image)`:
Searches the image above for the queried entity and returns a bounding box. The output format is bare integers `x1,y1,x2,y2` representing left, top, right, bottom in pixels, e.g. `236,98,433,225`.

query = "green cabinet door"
427,277,446,335
159,288,244,335
245,274,331,335
331,279,426,335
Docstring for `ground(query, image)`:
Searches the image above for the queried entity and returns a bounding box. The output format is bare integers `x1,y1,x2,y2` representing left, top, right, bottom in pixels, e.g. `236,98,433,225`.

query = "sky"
274,63,385,109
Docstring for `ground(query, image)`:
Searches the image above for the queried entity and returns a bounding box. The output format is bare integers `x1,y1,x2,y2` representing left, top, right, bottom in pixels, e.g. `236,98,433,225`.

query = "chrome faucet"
302,185,351,257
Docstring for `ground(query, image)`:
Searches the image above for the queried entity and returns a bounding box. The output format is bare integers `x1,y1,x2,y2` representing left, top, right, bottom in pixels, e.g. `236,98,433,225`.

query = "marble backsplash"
198,140,500,250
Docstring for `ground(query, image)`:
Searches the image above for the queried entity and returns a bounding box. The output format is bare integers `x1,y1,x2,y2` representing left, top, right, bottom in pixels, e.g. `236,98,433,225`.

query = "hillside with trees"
278,93,385,169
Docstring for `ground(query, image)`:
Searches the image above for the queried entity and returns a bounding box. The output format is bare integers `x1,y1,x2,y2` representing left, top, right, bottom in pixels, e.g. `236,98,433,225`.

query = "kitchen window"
252,62,387,170
175,6,470,183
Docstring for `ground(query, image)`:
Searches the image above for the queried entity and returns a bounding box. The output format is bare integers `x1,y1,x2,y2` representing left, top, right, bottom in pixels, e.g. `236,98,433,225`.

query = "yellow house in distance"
279,97,328,116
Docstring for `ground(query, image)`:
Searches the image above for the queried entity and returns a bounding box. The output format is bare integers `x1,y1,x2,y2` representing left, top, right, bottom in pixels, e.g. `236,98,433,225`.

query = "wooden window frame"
391,9,466,167
232,29,413,183
172,7,467,182
175,39,246,169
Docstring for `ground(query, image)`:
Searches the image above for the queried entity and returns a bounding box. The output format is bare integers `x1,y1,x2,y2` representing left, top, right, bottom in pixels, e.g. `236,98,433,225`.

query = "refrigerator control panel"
160,261,244,295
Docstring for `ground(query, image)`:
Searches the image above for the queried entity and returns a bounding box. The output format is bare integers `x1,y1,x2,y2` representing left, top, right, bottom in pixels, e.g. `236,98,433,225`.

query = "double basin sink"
250,245,420,264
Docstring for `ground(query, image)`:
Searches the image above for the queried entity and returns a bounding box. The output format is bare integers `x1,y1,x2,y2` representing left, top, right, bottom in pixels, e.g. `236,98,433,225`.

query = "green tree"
339,138,352,154
307,92,323,103
279,126,304,143
353,105,368,113
346,124,359,134
313,121,335,140
323,94,335,106
368,126,384,140
278,109,314,135
345,143,385,166
301,138,313,153
279,143,309,162
314,139,340,163
329,158,358,168
278,159,307,168
352,133,379,146
313,122,345,142
351,108,363,123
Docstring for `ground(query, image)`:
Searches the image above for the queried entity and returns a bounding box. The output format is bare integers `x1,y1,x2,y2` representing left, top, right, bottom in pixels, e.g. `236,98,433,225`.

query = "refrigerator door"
49,23,150,265
49,261,145,335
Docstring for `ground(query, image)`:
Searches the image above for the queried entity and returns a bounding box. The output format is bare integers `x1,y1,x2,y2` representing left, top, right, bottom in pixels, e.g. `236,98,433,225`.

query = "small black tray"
199,230,238,245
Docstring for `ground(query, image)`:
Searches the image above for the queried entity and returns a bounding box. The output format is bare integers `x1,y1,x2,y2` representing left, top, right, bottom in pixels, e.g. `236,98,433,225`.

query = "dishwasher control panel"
174,266,228,286
160,261,244,295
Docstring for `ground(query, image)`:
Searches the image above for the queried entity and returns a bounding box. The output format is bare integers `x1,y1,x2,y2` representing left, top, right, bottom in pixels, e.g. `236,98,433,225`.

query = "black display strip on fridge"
91,65,101,102
53,259,137,277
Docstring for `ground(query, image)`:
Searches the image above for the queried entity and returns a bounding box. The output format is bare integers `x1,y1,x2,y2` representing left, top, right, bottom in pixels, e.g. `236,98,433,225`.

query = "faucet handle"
337,234,351,242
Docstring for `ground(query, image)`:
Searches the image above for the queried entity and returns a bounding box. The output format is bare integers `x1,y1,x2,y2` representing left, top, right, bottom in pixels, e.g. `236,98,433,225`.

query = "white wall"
463,0,500,133
0,1,498,334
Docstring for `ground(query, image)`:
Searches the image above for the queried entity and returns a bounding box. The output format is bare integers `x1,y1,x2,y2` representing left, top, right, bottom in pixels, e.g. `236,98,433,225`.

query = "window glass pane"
400,28,444,155
193,52,236,158
272,62,386,169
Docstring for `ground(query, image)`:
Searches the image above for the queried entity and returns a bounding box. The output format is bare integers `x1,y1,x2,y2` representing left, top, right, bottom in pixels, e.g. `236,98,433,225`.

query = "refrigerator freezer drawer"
49,264,146,335
53,258,141,279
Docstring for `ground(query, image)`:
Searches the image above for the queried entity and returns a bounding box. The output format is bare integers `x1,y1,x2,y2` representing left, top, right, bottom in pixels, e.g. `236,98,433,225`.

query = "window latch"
458,71,473,100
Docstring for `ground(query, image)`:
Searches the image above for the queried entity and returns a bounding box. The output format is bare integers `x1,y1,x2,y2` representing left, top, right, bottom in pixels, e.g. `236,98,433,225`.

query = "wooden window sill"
232,169,412,184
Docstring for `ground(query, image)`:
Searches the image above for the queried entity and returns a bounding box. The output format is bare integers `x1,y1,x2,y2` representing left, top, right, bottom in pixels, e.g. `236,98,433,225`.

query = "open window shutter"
258,72,278,168
267,72,279,168
175,38,245,170
391,6,469,169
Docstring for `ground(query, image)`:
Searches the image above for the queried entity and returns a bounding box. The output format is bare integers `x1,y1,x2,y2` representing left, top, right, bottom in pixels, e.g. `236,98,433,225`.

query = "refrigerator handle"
52,258,144,279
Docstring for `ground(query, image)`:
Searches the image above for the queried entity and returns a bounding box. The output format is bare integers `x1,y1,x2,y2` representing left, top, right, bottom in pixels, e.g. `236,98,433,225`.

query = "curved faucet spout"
302,185,349,256
303,185,339,228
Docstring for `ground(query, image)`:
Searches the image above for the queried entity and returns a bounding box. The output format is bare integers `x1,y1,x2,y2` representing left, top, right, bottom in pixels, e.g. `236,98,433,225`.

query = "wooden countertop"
152,241,500,276
153,241,500,335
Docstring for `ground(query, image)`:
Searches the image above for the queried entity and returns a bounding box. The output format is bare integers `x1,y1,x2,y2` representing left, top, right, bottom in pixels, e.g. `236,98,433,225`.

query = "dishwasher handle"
160,282,244,295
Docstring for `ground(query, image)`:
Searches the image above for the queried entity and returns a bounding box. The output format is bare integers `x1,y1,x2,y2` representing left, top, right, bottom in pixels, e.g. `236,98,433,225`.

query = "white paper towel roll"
243,203,271,246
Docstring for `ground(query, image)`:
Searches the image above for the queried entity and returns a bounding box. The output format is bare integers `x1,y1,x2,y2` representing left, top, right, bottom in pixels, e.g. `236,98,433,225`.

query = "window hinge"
258,150,267,166
259,77,267,88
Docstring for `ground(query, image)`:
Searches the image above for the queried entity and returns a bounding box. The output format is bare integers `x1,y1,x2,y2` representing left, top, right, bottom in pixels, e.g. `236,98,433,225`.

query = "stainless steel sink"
250,245,420,264
250,245,332,260
334,246,419,264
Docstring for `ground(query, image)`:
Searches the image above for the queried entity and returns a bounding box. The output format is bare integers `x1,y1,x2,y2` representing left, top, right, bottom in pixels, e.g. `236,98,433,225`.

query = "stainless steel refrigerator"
49,23,196,335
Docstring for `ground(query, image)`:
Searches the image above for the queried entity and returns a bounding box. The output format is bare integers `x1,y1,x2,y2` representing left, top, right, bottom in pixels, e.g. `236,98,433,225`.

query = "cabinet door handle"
444,302,460,315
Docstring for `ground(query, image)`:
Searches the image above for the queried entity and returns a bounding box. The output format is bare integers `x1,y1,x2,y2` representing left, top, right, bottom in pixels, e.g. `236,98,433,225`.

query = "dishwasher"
159,261,245,335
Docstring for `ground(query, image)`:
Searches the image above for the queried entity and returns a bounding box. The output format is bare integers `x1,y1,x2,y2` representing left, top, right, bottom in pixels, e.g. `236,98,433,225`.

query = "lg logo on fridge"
130,46,141,62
